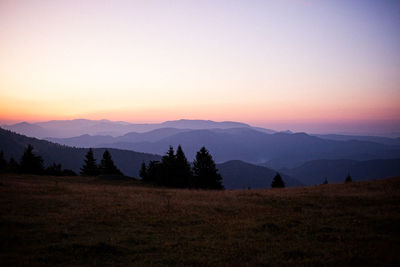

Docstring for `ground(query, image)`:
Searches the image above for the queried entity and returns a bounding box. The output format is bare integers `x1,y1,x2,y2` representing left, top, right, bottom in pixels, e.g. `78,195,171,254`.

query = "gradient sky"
0,0,399,134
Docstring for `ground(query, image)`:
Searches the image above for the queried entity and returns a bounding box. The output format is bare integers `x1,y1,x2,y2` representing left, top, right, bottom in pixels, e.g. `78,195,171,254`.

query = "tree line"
270,172,353,188
0,144,76,176
80,148,123,176
0,144,353,188
0,145,123,177
139,145,223,189
0,144,223,189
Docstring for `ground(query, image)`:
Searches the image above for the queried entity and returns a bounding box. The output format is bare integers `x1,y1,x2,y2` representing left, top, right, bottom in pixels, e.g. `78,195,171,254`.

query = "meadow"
0,174,399,266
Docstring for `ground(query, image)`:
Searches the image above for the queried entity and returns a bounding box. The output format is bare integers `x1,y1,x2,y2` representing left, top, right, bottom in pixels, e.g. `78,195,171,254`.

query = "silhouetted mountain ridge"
285,158,400,185
44,127,400,168
315,134,400,146
2,119,275,138
2,128,398,188
217,160,302,189
0,127,161,176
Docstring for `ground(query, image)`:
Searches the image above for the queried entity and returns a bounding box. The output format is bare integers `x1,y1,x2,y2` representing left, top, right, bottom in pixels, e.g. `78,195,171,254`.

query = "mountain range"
1,119,275,138
45,126,400,169
2,119,400,187
0,127,161,177
313,134,400,146
0,127,300,188
217,160,302,189
1,127,399,188
284,158,400,185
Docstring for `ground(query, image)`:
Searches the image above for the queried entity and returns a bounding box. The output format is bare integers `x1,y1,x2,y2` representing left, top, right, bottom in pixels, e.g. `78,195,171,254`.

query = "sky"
0,0,399,135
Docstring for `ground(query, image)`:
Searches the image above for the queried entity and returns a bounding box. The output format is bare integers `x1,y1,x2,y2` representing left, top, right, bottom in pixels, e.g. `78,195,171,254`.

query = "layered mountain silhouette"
2,119,400,186
314,134,400,146
46,128,193,147
284,158,400,185
217,160,302,189
0,127,301,188
1,127,399,188
2,119,275,138
45,127,400,168
0,128,160,176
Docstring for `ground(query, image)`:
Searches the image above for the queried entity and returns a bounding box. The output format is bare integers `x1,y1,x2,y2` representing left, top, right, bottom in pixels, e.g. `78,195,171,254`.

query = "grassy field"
0,174,399,266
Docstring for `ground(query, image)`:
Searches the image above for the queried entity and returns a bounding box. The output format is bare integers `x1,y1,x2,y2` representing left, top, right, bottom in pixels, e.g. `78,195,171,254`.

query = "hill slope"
0,127,161,176
95,129,400,168
286,158,400,185
315,134,400,146
217,160,302,189
45,128,193,147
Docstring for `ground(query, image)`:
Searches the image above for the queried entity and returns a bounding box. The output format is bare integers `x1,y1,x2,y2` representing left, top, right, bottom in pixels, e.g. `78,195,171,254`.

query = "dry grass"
0,174,399,266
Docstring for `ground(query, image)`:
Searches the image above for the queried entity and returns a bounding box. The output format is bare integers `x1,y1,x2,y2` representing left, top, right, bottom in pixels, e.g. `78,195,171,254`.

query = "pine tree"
46,162,63,176
20,144,44,174
99,150,123,175
345,173,352,183
160,146,177,186
0,150,7,172
139,162,148,180
7,157,19,173
146,160,162,183
175,145,192,188
162,146,176,166
271,173,285,188
193,146,223,190
80,148,98,176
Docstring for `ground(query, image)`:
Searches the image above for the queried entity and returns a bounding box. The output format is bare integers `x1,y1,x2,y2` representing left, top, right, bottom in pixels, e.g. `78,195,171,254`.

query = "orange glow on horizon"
1,0,399,134
1,101,398,125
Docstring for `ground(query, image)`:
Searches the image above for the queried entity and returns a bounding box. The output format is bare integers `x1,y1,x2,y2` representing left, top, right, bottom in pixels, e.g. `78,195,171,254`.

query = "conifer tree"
139,162,148,180
193,146,223,190
345,173,352,183
146,160,162,183
20,144,44,174
7,157,19,173
0,151,7,172
271,172,285,188
99,150,123,175
162,146,176,166
80,148,98,176
160,146,177,186
175,145,192,187
46,163,63,176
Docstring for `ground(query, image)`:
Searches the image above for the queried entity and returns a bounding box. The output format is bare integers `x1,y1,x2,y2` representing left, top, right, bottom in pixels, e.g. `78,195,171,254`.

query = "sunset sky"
0,0,399,134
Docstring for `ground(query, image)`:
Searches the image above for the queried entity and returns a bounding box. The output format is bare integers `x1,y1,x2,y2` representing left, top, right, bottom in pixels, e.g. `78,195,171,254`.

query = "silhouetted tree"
46,162,63,176
139,162,148,180
193,146,223,190
0,151,7,172
146,160,163,183
175,145,193,188
142,146,221,189
80,148,98,176
271,173,285,188
345,173,352,183
322,177,328,185
160,146,177,186
7,157,19,173
20,144,44,174
99,150,123,175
